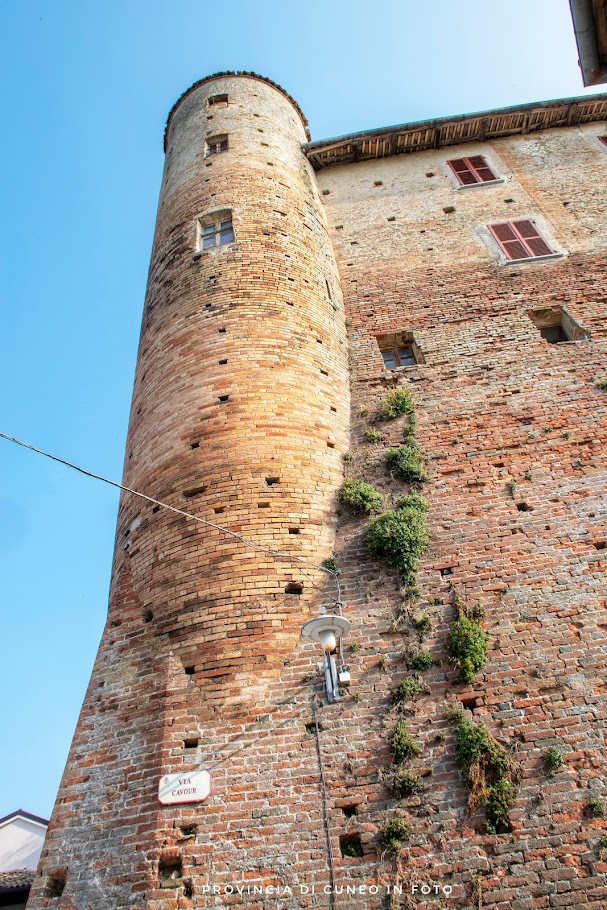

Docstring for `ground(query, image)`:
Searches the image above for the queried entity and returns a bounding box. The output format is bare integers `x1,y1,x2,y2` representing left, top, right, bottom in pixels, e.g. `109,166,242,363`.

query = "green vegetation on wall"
448,707,517,834
447,590,489,684
338,478,384,514
390,720,422,764
380,817,410,852
365,506,430,589
385,444,429,485
378,388,415,422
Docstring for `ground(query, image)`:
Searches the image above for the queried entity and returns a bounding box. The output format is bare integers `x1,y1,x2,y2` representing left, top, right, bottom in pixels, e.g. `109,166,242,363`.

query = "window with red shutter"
448,155,498,185
599,136,607,149
488,219,555,261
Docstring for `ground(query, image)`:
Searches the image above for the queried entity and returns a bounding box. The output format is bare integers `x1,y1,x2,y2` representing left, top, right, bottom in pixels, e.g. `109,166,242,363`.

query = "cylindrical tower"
28,73,349,908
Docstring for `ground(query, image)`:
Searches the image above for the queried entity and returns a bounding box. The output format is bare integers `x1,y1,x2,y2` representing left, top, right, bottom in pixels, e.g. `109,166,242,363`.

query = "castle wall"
313,124,607,907
26,85,607,910
27,74,351,910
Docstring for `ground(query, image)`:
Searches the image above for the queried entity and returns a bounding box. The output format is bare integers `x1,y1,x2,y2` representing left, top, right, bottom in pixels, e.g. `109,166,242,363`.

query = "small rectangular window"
527,306,587,343
197,211,234,252
488,219,555,261
448,155,498,185
208,94,228,107
205,135,229,157
380,346,416,368
377,333,419,370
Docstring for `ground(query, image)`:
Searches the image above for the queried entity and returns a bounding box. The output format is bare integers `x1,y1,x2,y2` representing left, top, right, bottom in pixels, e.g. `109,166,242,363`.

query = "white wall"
0,816,47,872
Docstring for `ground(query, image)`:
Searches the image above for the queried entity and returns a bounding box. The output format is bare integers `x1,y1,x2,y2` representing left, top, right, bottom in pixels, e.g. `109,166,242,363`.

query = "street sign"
158,770,212,805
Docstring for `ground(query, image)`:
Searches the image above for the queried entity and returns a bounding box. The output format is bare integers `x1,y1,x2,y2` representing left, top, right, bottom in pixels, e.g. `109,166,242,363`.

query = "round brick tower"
28,73,349,908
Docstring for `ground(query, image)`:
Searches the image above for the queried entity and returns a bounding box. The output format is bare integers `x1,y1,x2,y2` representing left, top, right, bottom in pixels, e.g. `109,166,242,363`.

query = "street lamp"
301,613,351,703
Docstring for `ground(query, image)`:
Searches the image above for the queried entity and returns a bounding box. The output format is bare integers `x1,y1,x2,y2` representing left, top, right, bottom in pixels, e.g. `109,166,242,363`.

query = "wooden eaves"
303,93,607,169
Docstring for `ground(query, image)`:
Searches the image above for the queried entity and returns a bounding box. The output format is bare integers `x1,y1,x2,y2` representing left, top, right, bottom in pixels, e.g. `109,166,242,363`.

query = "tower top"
163,70,310,150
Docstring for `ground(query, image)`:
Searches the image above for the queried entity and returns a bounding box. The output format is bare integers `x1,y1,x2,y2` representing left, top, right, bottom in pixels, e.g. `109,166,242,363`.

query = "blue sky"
0,0,602,820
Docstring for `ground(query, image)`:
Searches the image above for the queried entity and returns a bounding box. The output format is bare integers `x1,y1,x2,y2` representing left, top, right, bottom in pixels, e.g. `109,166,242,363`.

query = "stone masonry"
27,74,607,910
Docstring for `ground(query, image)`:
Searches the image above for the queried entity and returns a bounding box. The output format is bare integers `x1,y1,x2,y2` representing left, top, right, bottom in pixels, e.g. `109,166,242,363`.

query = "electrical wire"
311,695,339,910
0,431,341,601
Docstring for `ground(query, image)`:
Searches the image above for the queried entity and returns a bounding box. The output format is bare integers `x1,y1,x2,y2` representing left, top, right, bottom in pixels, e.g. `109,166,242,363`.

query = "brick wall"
27,74,351,909
27,83,607,910
314,126,607,908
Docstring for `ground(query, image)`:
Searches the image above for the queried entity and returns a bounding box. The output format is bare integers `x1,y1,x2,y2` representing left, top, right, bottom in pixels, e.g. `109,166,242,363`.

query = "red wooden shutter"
449,158,478,185
488,222,528,259
467,155,497,182
449,155,497,185
489,220,554,260
599,136,607,148
512,219,553,257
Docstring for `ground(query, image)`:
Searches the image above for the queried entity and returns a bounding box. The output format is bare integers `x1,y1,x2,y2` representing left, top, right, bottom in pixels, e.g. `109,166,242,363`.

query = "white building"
0,811,48,909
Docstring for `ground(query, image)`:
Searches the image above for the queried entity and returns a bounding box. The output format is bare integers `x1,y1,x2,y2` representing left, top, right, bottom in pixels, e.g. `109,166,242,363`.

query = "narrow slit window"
488,220,555,261
448,155,498,185
205,134,228,157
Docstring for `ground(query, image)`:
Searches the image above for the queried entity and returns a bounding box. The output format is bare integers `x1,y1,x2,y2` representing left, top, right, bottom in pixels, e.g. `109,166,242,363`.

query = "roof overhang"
303,94,607,170
0,870,34,904
0,810,48,830
570,0,607,86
